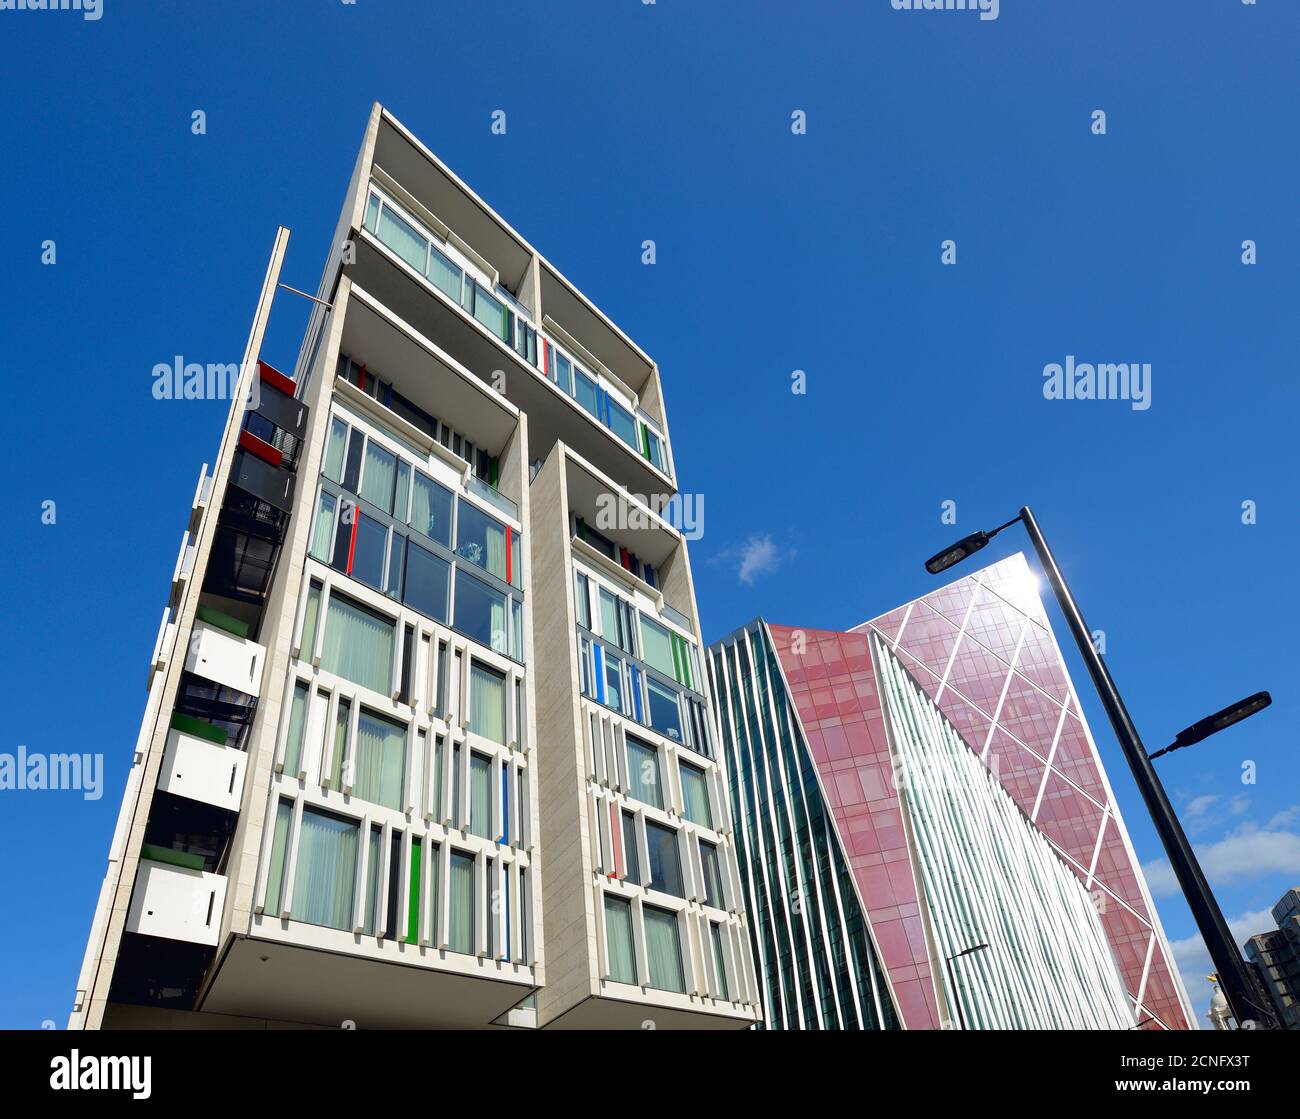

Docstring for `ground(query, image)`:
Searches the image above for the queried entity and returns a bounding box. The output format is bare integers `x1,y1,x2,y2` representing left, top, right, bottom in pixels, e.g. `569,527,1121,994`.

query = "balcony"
183,615,266,699
345,176,674,499
126,858,228,947
157,725,247,814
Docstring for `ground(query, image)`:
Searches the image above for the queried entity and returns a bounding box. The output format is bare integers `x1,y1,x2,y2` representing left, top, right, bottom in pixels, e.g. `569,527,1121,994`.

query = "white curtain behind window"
644,907,685,993
449,853,475,954
292,810,358,930
322,596,393,694
354,710,406,811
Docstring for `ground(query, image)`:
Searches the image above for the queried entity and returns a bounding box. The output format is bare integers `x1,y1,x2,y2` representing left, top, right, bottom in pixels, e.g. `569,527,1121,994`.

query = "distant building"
1244,888,1300,1030
707,553,1194,1030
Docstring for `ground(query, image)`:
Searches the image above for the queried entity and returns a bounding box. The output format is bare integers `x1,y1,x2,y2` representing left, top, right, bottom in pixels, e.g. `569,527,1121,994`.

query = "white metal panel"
157,729,246,813
126,861,227,947
184,620,266,698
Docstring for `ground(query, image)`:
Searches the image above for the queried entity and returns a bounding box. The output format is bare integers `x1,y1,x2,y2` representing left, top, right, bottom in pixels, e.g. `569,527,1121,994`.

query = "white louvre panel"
875,638,1136,1031
184,620,266,698
126,861,227,947
157,729,246,813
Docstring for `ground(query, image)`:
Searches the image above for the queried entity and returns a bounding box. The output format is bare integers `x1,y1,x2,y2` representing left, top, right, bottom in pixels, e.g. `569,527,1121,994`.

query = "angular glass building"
708,553,1194,1030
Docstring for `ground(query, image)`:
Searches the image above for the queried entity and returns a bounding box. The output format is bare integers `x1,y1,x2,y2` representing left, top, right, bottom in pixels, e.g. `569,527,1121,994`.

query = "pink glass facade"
767,552,1192,1030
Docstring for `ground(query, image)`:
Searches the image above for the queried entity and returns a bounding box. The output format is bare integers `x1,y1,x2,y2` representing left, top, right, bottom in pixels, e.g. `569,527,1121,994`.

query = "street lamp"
924,506,1277,1030
943,943,989,1030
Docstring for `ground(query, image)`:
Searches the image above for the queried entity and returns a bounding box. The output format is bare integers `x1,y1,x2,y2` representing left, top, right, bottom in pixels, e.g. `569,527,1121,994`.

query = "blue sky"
2,1,1296,1029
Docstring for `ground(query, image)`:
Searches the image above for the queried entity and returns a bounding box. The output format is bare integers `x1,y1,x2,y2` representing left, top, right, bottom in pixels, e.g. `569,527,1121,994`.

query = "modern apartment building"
708,553,1195,1030
69,103,758,1030
1244,888,1300,1030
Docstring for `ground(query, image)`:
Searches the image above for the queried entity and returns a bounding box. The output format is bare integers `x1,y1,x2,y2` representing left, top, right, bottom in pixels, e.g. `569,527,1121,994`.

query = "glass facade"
709,552,1193,1031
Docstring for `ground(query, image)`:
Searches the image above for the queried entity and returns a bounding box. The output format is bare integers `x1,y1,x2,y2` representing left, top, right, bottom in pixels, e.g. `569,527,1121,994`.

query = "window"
354,709,406,811
679,761,712,828
263,799,293,914
322,417,349,482
621,810,640,884
329,696,350,789
646,676,684,742
426,241,462,302
360,439,397,513
455,568,509,653
404,540,450,623
646,821,683,897
376,200,429,274
603,652,625,715
598,588,635,654
290,808,359,931
449,851,475,954
385,534,406,600
456,500,509,582
626,736,663,809
469,662,507,745
606,397,638,448
574,572,591,629
604,895,636,984
710,923,729,1000
410,471,452,547
574,367,600,420
319,593,394,695
469,753,492,838
351,512,388,590
699,840,724,909
310,490,338,562
283,681,308,775
643,427,665,472
644,905,685,993
639,615,676,679
300,580,323,658
362,824,383,935
554,352,573,394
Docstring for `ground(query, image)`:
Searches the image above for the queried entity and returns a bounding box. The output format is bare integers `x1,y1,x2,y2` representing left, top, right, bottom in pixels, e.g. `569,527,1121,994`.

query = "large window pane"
354,709,406,811
360,440,397,513
455,568,508,653
644,906,685,993
449,852,474,954
404,541,450,623
321,593,394,694
710,924,729,1001
679,762,713,828
426,242,462,302
291,808,359,931
604,896,636,984
351,512,388,590
626,736,663,809
410,471,452,546
469,753,492,838
322,417,348,482
574,368,600,419
639,615,676,678
362,825,383,935
456,500,508,581
469,662,506,745
377,202,429,274
700,841,724,909
263,799,293,915
621,811,640,885
606,397,638,448
310,490,337,562
471,284,509,341
647,677,684,743
646,821,683,897
283,681,309,776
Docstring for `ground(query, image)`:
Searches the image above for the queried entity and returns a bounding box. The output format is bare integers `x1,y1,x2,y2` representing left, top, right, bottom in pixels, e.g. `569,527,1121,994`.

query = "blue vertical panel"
593,643,606,705
629,664,644,723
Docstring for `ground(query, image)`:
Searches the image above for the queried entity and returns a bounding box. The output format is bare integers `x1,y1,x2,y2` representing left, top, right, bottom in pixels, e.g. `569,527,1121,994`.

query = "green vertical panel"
671,634,683,685
576,517,588,542
681,640,692,690
489,456,499,488
405,839,422,944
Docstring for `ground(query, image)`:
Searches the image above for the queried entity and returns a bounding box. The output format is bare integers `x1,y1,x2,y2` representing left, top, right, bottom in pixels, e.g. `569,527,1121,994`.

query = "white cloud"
1267,805,1300,831
1185,794,1218,819
1167,908,1277,1029
712,534,795,586
1142,823,1300,898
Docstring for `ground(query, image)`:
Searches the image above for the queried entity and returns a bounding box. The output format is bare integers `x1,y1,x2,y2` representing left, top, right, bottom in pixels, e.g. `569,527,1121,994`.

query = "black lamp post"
924,506,1276,1029
943,943,989,1030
